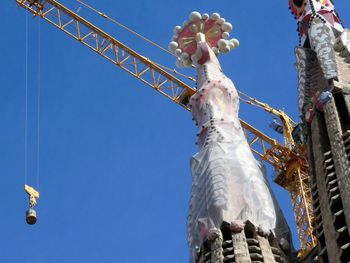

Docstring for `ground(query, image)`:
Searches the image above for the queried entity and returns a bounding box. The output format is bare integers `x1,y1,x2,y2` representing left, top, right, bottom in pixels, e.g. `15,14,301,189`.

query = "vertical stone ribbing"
195,221,290,263
209,230,224,263
231,232,250,262
324,98,350,236
306,125,327,261
257,235,277,263
311,111,342,262
343,94,350,122
291,3,350,261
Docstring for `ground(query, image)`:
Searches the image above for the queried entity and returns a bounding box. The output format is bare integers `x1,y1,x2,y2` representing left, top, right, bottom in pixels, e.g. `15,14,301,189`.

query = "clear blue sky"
1,1,349,262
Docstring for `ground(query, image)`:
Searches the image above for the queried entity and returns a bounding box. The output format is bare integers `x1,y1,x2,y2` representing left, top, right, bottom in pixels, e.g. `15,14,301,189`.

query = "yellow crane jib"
24,184,39,225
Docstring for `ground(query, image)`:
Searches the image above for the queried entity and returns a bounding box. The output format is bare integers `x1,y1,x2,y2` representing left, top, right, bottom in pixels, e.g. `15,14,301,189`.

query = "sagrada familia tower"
169,0,350,262
169,11,294,263
291,0,350,262
169,0,350,263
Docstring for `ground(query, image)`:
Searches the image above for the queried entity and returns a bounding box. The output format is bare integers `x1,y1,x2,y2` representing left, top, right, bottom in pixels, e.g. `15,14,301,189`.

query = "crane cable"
24,13,41,191
25,11,28,185
75,0,198,77
238,90,271,110
75,0,292,123
76,0,176,58
36,18,41,191
238,90,296,124
153,62,196,82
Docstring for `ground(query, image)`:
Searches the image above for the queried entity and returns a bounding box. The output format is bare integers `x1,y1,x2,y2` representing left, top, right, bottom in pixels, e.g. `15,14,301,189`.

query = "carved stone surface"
295,47,329,114
195,221,292,263
258,235,277,263
323,98,350,235
309,19,339,81
305,99,350,262
310,111,341,262
210,231,224,263
292,2,350,262
232,232,251,262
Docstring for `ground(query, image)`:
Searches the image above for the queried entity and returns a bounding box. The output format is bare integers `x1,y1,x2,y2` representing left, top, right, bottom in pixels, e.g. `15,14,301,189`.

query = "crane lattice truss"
275,157,318,258
16,0,316,256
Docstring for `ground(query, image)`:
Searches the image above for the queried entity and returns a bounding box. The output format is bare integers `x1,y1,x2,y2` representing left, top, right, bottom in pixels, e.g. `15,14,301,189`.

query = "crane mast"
16,0,316,257
241,93,317,257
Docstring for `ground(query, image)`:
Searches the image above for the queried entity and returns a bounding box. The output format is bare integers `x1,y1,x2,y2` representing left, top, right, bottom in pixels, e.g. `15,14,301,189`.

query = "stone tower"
169,12,295,263
289,0,350,261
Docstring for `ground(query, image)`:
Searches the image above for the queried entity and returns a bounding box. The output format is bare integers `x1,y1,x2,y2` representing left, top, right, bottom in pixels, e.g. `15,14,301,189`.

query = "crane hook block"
24,185,40,225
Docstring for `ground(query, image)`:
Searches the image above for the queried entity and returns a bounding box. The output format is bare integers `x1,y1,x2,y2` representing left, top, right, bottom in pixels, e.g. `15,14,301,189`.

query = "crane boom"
16,0,316,255
17,0,196,109
16,0,290,169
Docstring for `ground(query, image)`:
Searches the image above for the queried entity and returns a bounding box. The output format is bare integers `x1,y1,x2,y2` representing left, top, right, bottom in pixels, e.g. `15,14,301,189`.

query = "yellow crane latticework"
239,91,296,149
278,152,318,258
16,0,316,257
240,92,317,257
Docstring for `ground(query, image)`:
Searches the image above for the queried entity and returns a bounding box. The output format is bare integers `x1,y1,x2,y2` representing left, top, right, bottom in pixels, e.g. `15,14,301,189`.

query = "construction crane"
16,0,316,257
239,92,317,258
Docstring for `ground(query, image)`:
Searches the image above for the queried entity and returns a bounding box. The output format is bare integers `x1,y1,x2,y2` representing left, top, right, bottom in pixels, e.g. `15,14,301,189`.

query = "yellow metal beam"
285,160,317,258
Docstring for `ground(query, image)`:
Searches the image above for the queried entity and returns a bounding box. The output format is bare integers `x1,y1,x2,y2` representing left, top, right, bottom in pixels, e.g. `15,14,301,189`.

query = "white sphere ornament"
218,39,227,49
174,26,182,34
228,41,235,50
222,32,230,39
175,48,182,56
189,11,202,22
202,13,209,20
220,44,231,53
230,38,240,48
221,22,233,32
218,18,226,24
172,34,178,41
211,12,220,20
168,41,178,52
